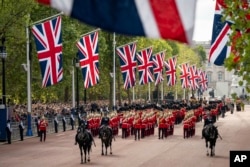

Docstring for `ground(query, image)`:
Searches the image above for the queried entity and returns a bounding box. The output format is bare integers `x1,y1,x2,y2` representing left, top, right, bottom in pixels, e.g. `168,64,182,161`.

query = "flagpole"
113,32,116,111
26,17,33,136
71,65,75,108
31,12,63,26
133,86,135,102
161,82,164,101
175,85,178,100
184,88,186,100
148,83,151,102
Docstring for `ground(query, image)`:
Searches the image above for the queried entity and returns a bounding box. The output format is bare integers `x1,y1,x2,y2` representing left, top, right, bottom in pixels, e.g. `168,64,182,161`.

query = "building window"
207,72,212,83
218,71,223,81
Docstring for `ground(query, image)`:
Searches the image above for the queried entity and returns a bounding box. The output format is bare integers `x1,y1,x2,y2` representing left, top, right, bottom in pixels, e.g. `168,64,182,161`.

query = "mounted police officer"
75,112,94,145
204,113,214,127
99,111,112,138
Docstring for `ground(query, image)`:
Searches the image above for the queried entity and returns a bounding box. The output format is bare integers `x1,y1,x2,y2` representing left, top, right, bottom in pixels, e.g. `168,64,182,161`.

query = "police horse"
202,124,222,156
76,125,93,164
99,125,114,155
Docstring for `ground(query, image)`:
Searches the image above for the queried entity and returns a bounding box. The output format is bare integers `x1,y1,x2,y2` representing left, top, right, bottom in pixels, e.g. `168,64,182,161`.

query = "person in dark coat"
19,119,25,141
70,113,75,130
62,115,66,132
54,114,59,133
6,120,12,144
35,116,40,137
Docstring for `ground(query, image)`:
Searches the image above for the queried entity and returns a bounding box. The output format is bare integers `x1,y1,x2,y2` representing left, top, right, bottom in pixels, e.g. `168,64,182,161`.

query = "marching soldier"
158,113,167,139
19,119,25,141
133,113,142,140
39,116,48,142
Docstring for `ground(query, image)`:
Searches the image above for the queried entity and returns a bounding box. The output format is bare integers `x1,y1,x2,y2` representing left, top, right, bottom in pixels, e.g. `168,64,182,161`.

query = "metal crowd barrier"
9,115,80,141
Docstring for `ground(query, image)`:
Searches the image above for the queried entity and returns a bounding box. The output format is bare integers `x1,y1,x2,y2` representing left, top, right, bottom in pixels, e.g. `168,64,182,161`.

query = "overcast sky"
193,0,216,42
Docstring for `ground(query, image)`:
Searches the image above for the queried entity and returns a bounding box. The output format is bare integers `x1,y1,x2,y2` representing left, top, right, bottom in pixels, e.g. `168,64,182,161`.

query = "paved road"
1,107,250,167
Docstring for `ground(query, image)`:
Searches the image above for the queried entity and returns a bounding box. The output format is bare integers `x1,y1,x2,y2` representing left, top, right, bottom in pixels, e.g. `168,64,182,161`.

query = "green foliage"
223,1,250,93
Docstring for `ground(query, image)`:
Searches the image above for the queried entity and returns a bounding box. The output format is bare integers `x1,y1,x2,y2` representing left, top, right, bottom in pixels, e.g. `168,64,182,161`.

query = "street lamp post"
0,37,7,105
0,36,7,142
74,55,80,113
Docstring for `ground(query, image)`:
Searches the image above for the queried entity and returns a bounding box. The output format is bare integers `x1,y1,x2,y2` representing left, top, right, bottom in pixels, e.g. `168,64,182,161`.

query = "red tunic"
39,120,48,131
134,118,142,129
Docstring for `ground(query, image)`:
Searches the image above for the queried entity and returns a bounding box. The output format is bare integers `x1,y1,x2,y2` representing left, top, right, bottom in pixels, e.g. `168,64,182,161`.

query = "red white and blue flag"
198,70,208,92
116,42,137,89
152,51,165,86
179,63,190,89
164,56,177,86
31,16,63,87
136,47,154,85
188,65,199,90
37,0,197,44
209,0,232,66
76,30,99,89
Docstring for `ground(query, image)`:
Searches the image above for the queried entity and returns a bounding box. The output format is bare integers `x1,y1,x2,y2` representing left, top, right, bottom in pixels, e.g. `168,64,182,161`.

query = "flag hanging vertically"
137,47,154,85
209,0,232,66
31,16,63,87
165,56,177,86
116,42,137,89
76,30,99,89
36,0,197,44
198,70,208,92
188,65,199,90
179,63,190,89
153,51,165,86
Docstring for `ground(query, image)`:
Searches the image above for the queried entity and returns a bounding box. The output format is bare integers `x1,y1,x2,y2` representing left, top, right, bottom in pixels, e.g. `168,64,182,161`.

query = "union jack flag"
31,16,63,87
198,70,208,92
152,51,165,86
116,42,137,89
136,47,154,85
164,56,177,86
179,63,190,89
76,31,99,89
209,0,232,65
189,65,199,90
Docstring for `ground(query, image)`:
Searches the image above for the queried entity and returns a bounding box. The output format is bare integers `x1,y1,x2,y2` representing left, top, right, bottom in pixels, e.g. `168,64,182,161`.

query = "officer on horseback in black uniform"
75,112,95,146
99,111,112,138
204,114,215,127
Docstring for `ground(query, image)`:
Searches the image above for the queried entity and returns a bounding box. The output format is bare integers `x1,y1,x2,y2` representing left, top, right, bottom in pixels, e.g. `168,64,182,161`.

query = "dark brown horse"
202,124,221,157
76,125,93,163
100,125,114,155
